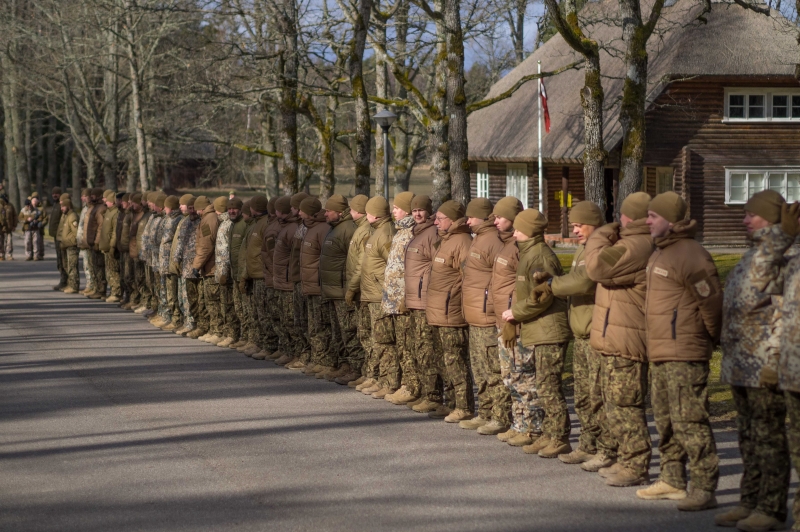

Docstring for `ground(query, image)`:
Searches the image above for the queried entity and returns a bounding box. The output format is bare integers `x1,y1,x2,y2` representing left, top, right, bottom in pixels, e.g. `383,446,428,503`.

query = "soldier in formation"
47,187,800,525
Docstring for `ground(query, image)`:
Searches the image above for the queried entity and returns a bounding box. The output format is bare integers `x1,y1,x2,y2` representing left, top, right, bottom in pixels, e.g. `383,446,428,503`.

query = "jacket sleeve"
109,215,118,250
684,255,724,344
749,225,795,293
192,217,214,270
511,253,561,322
584,224,646,285
551,263,595,298
347,231,368,293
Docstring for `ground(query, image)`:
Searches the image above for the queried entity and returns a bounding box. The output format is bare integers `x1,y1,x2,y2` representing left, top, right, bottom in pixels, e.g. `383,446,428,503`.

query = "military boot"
598,462,624,479
521,435,549,453
315,366,336,379
347,376,366,388
558,448,595,465
161,322,179,332
105,295,120,303
275,353,293,365
604,467,649,487
386,386,418,405
355,378,376,391
406,396,426,408
267,350,285,360
174,325,191,336
243,344,261,356
497,428,519,442
251,350,268,360
302,364,321,376
371,387,394,399
286,360,306,370
676,488,717,512
427,405,452,419
133,305,147,314
412,399,440,413
361,382,382,395
581,452,616,473
206,335,222,345
63,287,78,294
186,328,206,339
444,409,473,423
53,284,66,291
150,316,168,328
230,339,246,349
88,292,104,300
477,420,509,436
216,337,235,348
713,506,752,527
335,371,360,385
729,512,782,532
538,437,572,458
458,417,488,430
509,432,535,448
636,480,687,501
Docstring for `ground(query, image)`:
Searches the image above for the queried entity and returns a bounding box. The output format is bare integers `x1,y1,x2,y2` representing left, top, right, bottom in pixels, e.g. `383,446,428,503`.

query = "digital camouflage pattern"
332,299,363,371
276,289,303,358
214,212,232,284
434,326,474,412
380,215,416,316
157,272,169,321
65,247,80,290
784,391,800,528
158,212,182,275
145,214,165,269
305,296,333,366
394,314,419,396
365,302,398,389
292,281,310,354
187,278,206,331
469,326,510,424
732,386,790,521
651,361,718,492
132,259,145,306
356,302,373,377
166,274,181,325
105,251,122,298
499,338,544,435
219,282,238,340
777,242,800,393
572,337,613,454
176,216,201,279
81,249,94,291
601,355,650,476
178,276,193,327
410,309,441,402
324,300,344,367
253,279,274,350
91,250,106,295
203,277,222,336
722,224,794,389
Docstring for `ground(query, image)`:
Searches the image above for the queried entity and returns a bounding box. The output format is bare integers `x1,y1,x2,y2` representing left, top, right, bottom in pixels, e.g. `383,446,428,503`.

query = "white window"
724,88,800,122
655,167,673,194
506,164,528,208
476,162,489,198
725,168,800,204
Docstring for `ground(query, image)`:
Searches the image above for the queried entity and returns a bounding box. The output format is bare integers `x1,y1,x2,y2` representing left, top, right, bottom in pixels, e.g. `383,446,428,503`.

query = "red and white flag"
540,78,551,134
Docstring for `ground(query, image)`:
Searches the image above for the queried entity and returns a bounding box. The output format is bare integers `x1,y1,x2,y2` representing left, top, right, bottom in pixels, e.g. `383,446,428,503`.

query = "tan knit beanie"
745,190,784,224
365,196,390,217
300,197,322,216
291,192,309,210
620,192,651,220
393,191,415,214
350,194,369,214
213,196,228,213
164,195,180,210
648,191,687,223
228,197,244,210
438,200,465,221
410,195,433,215
275,195,292,215
194,195,210,211
267,196,277,216
466,198,493,219
249,194,269,213
325,194,349,213
568,201,604,226
155,193,167,209
493,196,524,221
179,194,195,206
513,209,548,237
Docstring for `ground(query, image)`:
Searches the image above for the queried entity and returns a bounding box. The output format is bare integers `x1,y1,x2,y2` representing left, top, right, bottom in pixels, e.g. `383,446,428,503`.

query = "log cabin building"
466,0,800,245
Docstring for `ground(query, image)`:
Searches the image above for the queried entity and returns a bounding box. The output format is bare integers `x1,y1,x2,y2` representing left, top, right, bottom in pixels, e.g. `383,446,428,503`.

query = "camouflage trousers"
498,334,542,434
411,310,445,403
3,232,13,258
90,250,106,295
55,241,68,287
522,343,568,439
324,299,344,368
469,326,510,424
80,249,94,291
166,274,181,325
304,295,333,367
186,278,206,331
132,260,146,307
394,314,420,396
292,283,311,356
219,282,239,341
203,277,222,336
64,247,80,290
361,302,397,388
118,251,130,299
733,386,790,521
155,272,168,321
23,230,43,259
332,299,363,372
573,337,614,455
178,277,193,327
104,251,122,298
125,254,139,305
275,290,300,358
234,281,254,344
253,280,278,351
601,355,651,476
144,266,156,310
356,302,372,378
785,391,800,528
434,326,474,412
651,361,719,492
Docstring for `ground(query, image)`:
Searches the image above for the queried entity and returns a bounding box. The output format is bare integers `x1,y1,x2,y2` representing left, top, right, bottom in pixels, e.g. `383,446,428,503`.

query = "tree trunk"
581,54,607,213
1,78,18,209
124,4,149,193
24,100,33,196
373,2,388,196
392,0,411,193
260,106,280,197
444,0,470,206
126,147,137,192
35,115,45,197
349,0,374,196
278,0,299,194
71,142,82,206
61,138,72,192
11,77,31,206
512,0,526,64
429,14,450,209
47,116,58,191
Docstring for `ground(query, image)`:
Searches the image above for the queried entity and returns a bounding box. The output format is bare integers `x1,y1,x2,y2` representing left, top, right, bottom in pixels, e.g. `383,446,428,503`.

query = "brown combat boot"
598,462,624,478
581,452,616,472
604,466,649,487
458,417,488,430
636,480,687,501
63,287,78,294
508,432,535,448
558,448,595,465
347,376,366,388
538,438,572,458
411,399,439,413
522,435,549,453
335,371,360,385
361,382,382,394
731,512,783,532
676,488,717,511
286,360,306,370
315,366,336,379
427,405,452,419
371,387,394,399
477,420,509,436
274,354,293,365
713,506,752,527
216,337,235,348
444,409,473,423
386,386,418,405
356,378,376,391
162,322,179,332
267,350,285,360
251,350,268,360
497,429,519,442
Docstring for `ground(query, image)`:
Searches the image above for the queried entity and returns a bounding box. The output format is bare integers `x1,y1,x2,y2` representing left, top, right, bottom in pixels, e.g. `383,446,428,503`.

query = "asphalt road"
0,234,794,532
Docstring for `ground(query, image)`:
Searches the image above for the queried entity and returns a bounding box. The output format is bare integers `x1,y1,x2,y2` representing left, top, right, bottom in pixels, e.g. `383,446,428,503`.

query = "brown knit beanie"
493,196,524,221
513,209,548,237
745,190,784,224
393,191,415,214
155,193,167,209
620,192,651,220
242,200,251,214
179,194,195,206
51,186,62,196
213,196,228,213
130,193,142,205
569,201,604,226
121,193,130,203
437,200,465,221
275,195,292,215
365,196,390,217
325,194,349,213
164,195,180,210
350,194,369,214
194,195,210,211
466,198,493,219
249,194,269,213
267,196,277,216
228,197,243,210
59,194,71,206
60,193,71,202
291,192,309,210
103,190,115,202
410,194,433,215
648,191,687,223
81,188,89,197
300,197,322,217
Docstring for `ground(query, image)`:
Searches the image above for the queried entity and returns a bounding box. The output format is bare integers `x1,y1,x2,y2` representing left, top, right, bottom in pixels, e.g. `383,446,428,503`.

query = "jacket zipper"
483,289,488,313
602,308,610,337
507,294,512,309
418,275,423,298
445,291,451,315
671,309,677,340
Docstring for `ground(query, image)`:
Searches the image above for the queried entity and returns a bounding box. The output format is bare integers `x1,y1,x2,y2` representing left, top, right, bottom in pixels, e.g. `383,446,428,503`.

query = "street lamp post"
373,110,397,199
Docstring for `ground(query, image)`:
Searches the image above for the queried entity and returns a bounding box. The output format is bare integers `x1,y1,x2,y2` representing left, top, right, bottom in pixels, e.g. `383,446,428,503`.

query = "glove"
191,268,201,278
345,289,356,306
501,322,517,349
532,271,552,284
781,202,800,238
758,366,779,388
238,280,246,294
218,273,228,285
532,281,552,302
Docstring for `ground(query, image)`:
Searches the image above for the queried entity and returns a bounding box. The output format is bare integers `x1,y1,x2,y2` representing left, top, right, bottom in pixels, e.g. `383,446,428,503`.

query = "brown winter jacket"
129,209,146,258
192,205,219,276
346,215,373,298
585,219,653,362
491,231,519,329
59,209,79,249
551,244,596,339
320,212,356,300
260,216,281,287
463,220,505,327
645,220,723,363
426,218,472,328
360,216,395,303
49,201,62,239
273,215,299,291
300,214,330,296
118,210,132,253
85,202,106,249
404,219,438,311
243,213,270,281
98,205,118,253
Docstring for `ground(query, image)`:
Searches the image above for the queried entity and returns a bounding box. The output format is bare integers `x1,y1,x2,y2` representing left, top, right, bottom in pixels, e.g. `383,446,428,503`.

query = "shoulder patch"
578,260,585,266
653,267,669,278
688,269,718,299
434,257,445,263
497,257,508,266
599,246,625,267
201,225,211,237
72,221,78,227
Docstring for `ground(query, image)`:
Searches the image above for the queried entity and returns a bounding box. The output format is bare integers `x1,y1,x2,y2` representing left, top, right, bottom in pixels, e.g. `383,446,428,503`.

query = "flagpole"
537,60,544,213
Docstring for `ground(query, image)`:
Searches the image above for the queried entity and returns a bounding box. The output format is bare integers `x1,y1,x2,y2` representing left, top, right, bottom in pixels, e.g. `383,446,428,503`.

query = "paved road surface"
0,234,794,531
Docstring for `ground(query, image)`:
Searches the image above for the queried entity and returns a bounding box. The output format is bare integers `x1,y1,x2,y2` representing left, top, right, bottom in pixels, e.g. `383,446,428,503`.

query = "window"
655,167,673,194
506,164,528,209
724,88,800,121
725,168,800,204
476,162,489,198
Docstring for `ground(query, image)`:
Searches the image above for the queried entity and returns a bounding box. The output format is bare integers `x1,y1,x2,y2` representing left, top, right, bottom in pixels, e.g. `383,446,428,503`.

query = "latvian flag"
541,78,551,134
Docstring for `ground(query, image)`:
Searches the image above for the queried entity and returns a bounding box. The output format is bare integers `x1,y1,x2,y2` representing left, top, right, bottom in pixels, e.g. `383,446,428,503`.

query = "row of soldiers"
49,186,800,530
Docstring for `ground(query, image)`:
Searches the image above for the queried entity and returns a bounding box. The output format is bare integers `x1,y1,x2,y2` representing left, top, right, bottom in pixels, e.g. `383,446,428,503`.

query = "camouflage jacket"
145,214,165,269
381,215,416,316
773,237,800,393
214,212,232,284
76,205,89,248
721,224,795,388
139,214,156,264
158,211,182,275
175,214,200,279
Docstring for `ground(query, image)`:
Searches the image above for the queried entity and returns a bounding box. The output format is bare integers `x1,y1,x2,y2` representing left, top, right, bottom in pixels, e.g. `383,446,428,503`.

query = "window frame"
505,163,529,209
723,88,800,123
724,167,800,204
476,162,489,199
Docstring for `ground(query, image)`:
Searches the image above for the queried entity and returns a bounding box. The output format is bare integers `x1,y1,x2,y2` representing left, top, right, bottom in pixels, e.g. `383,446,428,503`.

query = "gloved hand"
501,321,517,349
532,271,552,284
345,289,356,307
532,281,552,302
191,268,201,278
758,366,779,388
781,202,800,238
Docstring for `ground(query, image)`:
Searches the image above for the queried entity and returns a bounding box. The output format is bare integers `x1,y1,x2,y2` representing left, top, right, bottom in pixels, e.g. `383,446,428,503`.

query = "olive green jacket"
359,216,395,303
512,235,571,347
550,244,596,339
98,205,119,253
59,209,79,249
345,215,373,298
320,212,357,300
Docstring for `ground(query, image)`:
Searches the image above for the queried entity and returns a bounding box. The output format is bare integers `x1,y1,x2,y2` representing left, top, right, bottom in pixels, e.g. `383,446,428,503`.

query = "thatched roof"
467,0,800,164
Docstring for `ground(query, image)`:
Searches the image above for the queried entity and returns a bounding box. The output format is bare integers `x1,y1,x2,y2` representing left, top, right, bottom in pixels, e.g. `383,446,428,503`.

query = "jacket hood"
414,218,435,234
654,219,697,249
621,217,651,237
472,218,497,236
517,233,545,253
330,211,353,228
370,216,391,230
438,217,470,239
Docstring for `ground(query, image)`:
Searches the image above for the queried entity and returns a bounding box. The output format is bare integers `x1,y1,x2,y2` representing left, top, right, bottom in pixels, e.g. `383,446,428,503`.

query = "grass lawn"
558,252,741,424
